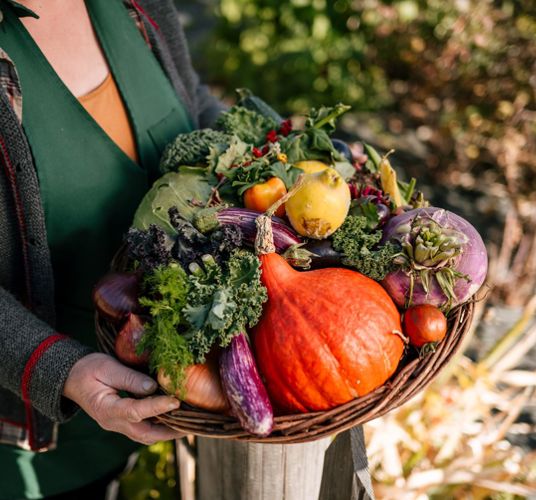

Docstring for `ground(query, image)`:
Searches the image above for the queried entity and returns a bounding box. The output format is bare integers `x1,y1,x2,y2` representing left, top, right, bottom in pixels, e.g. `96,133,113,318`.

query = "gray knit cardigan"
0,0,225,451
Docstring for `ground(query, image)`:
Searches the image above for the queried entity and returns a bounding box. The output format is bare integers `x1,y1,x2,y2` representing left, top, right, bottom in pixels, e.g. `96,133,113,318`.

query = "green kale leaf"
216,106,278,145
183,250,267,361
212,136,250,177
159,129,232,173
332,215,400,281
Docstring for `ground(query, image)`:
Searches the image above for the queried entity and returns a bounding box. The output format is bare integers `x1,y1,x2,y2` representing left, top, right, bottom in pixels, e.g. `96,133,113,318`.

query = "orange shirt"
78,73,138,163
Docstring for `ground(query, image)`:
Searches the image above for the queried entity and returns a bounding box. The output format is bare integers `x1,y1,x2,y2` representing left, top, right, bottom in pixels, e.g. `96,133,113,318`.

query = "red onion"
114,313,150,366
92,272,140,322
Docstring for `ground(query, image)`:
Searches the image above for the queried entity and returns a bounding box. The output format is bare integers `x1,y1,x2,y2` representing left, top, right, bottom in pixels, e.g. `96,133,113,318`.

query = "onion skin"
381,207,488,308
114,313,150,366
93,272,140,322
157,361,229,413
219,333,273,436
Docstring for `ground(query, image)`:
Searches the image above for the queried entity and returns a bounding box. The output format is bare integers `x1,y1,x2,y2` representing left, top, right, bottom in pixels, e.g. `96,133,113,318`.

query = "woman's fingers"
97,356,158,396
126,421,186,445
64,353,157,402
117,395,180,423
63,353,185,442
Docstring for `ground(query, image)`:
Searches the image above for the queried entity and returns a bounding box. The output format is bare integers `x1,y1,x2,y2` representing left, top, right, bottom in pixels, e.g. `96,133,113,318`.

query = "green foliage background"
197,0,536,202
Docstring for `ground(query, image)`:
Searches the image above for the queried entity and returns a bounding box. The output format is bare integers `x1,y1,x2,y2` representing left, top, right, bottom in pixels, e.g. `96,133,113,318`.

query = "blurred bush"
200,0,536,204
119,442,177,500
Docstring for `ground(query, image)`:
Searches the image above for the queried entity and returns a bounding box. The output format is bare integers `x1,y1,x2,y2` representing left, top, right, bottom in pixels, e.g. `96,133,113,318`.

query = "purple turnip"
381,207,487,309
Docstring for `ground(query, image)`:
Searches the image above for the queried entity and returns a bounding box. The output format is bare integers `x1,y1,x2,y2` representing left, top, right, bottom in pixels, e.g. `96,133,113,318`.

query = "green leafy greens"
216,106,278,145
184,250,267,361
132,168,215,235
159,129,232,173
138,250,267,390
137,264,193,390
332,215,400,281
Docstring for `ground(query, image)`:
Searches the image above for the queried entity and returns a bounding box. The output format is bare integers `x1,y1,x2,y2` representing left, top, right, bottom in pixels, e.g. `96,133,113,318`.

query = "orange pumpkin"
252,246,405,414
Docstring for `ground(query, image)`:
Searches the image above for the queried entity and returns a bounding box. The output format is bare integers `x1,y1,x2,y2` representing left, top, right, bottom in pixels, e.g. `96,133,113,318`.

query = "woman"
0,0,224,497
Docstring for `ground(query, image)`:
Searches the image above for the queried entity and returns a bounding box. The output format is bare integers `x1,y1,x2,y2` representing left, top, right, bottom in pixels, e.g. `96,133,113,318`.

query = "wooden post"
194,427,374,500
318,427,375,500
196,437,331,500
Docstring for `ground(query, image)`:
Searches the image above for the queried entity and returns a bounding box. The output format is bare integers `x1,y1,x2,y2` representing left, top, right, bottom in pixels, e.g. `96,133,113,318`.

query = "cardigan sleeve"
0,87,95,423
0,287,93,422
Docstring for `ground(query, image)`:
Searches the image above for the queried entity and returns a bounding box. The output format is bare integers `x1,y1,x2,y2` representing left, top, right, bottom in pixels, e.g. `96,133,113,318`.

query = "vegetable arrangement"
93,91,488,436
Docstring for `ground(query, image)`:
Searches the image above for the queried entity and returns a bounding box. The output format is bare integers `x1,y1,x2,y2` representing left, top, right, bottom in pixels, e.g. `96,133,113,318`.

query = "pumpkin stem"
391,329,409,344
255,215,276,255
256,175,307,256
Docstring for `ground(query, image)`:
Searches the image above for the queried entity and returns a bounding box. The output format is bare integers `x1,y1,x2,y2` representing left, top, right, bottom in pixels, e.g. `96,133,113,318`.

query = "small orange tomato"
403,304,447,348
243,177,287,217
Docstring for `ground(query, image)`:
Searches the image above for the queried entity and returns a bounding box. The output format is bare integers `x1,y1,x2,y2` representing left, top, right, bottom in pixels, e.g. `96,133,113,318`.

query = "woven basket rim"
95,247,475,444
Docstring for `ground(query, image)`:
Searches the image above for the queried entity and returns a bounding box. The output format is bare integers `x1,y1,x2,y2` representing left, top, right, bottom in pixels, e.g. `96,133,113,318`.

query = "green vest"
0,0,192,497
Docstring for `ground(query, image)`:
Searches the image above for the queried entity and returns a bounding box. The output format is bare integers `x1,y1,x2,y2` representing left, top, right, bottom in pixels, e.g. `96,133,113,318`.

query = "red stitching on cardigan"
130,0,160,31
0,135,32,309
21,334,67,450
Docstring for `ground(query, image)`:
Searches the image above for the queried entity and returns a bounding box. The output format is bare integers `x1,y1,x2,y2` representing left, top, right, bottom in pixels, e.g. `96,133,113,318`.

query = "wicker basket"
95,247,475,444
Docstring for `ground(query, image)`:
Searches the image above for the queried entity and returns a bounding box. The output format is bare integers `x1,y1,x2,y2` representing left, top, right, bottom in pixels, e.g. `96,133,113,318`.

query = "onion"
92,272,140,322
381,207,487,309
157,360,229,413
114,313,150,366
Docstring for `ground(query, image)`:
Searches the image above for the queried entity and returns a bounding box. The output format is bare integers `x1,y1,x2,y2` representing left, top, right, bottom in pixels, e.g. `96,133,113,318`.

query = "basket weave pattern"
95,249,474,444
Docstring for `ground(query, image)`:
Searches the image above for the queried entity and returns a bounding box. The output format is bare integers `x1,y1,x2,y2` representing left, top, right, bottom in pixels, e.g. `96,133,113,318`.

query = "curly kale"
332,215,400,281
169,206,244,266
209,225,243,261
215,106,278,145
137,248,266,390
183,250,267,362
159,129,232,173
125,225,173,272
169,206,209,267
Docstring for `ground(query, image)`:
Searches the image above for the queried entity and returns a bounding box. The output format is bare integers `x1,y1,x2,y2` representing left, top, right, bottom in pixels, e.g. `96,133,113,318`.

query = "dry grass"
366,212,536,499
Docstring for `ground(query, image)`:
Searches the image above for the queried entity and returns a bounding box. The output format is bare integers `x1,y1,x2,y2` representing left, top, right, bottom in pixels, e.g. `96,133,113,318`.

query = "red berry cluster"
359,185,390,205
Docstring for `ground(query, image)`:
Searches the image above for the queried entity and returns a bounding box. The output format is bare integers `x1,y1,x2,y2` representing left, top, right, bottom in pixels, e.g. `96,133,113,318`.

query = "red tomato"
403,304,447,347
243,177,287,217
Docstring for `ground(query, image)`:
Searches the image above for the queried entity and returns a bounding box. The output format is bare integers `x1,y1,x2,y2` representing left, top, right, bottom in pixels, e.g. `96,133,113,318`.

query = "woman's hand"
63,352,184,445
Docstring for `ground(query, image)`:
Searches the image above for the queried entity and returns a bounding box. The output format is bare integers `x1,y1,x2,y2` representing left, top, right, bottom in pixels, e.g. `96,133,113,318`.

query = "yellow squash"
294,160,329,174
285,168,350,239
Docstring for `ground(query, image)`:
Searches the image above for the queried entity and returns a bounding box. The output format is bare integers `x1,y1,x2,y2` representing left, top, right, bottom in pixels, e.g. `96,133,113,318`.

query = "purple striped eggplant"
194,207,301,253
219,332,273,437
